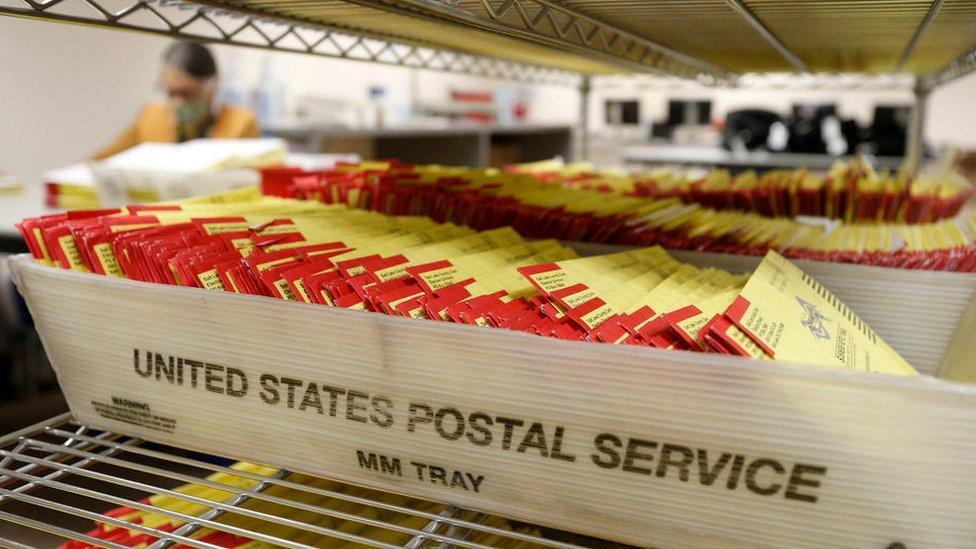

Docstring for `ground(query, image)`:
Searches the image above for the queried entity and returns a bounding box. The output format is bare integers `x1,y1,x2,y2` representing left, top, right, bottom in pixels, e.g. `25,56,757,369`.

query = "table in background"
268,123,575,167
624,143,906,173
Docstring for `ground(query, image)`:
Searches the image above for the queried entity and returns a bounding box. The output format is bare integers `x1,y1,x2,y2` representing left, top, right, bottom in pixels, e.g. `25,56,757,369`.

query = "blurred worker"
93,41,259,160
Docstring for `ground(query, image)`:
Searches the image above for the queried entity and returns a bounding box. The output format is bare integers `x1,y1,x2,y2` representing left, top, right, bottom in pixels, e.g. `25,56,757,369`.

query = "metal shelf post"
906,81,930,171
578,74,591,162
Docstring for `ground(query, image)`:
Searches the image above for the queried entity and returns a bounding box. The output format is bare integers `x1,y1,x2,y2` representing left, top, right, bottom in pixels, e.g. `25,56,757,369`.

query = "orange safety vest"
93,103,261,160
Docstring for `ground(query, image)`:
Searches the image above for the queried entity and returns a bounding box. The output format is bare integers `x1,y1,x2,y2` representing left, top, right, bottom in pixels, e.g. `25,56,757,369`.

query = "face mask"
174,99,210,140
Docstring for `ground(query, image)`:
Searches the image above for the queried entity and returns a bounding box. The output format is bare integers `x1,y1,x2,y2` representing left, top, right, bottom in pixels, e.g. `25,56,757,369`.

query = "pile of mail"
18,189,916,376
273,161,976,272
511,159,972,223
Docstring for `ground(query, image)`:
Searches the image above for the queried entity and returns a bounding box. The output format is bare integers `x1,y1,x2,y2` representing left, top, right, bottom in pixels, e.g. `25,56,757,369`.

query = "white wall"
928,74,976,149
0,18,165,184
220,47,578,126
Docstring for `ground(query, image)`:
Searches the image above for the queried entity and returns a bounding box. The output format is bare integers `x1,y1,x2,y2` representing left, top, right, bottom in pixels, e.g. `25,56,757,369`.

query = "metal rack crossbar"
0,414,610,548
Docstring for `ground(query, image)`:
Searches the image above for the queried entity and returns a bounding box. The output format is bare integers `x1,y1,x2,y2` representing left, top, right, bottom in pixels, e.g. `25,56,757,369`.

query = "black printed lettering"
449,470,468,490
204,363,224,394
656,444,694,481
127,348,831,506
697,450,732,486
357,450,379,471
225,367,248,398
591,433,622,469
516,423,549,457
745,459,785,496
550,426,577,462
726,455,746,490
411,461,427,481
280,377,302,408
466,412,493,446
623,438,657,475
407,403,433,432
380,455,402,476
133,350,151,377
321,385,345,417
785,463,826,503
259,374,279,405
154,353,172,382
466,474,485,493
495,416,523,451
428,465,447,486
185,359,203,388
370,396,394,427
346,391,369,423
435,407,465,440
299,383,324,414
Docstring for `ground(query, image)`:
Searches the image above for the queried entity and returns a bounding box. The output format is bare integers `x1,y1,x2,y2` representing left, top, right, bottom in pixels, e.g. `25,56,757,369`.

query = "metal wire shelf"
3,0,976,88
348,0,976,87
337,0,737,83
0,0,580,86
0,413,623,548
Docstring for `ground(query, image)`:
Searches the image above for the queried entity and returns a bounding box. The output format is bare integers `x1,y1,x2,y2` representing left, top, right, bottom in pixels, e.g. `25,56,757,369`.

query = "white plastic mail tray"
10,254,976,548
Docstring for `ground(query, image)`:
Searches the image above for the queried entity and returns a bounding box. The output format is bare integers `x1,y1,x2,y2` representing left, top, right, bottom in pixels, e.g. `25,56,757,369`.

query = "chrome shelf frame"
0,0,581,86
0,413,602,549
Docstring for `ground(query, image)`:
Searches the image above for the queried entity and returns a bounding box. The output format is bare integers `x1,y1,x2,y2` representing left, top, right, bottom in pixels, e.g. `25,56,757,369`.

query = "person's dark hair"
163,41,218,79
